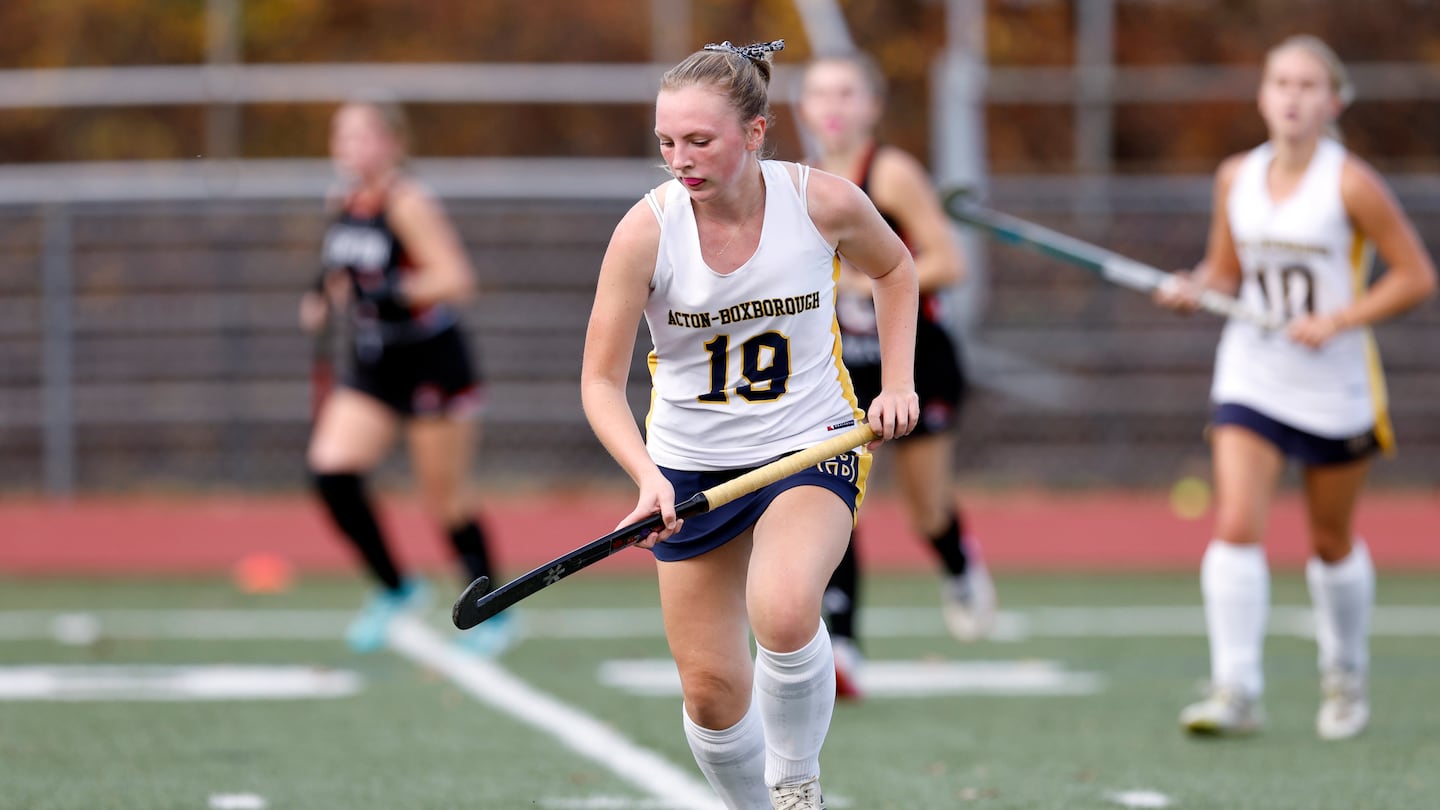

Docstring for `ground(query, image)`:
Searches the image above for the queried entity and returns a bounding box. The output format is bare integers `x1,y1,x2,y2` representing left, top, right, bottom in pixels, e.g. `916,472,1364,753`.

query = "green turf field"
2,571,1436,810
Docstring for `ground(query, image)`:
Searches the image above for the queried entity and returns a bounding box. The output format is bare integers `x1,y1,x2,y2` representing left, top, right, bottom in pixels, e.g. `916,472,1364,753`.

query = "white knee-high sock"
1306,539,1374,677
754,621,834,788
1201,540,1269,697
682,701,768,810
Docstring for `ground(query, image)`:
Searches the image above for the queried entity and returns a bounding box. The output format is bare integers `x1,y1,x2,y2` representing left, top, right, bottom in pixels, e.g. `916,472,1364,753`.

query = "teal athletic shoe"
454,609,521,658
345,578,431,653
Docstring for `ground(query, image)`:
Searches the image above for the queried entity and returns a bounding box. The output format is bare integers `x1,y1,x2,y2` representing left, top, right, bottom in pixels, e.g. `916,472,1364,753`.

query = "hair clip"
704,39,786,62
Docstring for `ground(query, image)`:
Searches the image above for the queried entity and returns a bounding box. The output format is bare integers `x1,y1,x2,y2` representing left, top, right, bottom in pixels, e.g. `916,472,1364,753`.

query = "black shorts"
1210,402,1379,467
847,320,966,438
343,326,483,418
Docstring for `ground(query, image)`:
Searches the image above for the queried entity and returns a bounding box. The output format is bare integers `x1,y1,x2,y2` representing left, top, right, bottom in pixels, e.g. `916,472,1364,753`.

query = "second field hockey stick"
942,190,1285,330
452,421,879,630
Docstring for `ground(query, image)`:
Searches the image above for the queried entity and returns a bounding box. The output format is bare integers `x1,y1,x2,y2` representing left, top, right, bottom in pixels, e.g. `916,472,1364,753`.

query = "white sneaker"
770,778,825,810
941,563,997,642
832,636,863,701
1179,686,1264,736
1317,670,1369,741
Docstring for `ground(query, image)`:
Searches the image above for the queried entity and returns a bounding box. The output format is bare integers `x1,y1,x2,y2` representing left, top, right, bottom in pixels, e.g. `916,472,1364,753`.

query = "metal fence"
2,192,641,494
5,172,1438,494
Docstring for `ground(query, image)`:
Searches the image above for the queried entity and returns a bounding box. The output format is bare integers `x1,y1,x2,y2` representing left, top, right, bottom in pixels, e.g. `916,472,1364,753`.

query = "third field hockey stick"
452,421,879,630
942,191,1285,330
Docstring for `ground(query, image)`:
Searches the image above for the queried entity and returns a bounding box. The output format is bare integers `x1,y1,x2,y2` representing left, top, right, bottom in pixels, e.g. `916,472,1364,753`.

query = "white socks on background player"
1306,539,1374,678
1201,540,1270,698
1203,538,1375,697
683,622,835,807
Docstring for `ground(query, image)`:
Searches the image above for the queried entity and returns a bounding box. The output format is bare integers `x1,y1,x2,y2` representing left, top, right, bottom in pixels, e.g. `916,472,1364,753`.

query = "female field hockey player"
300,100,516,656
1156,35,1435,740
798,51,997,697
580,40,918,809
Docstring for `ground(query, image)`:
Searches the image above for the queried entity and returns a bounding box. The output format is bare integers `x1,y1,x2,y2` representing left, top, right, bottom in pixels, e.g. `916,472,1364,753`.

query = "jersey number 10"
1252,263,1317,321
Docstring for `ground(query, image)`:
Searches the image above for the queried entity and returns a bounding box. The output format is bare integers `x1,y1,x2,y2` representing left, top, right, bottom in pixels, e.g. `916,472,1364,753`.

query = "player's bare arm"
386,180,477,307
1337,159,1437,320
871,146,965,292
1157,154,1244,312
581,196,679,546
806,168,920,441
1285,157,1437,349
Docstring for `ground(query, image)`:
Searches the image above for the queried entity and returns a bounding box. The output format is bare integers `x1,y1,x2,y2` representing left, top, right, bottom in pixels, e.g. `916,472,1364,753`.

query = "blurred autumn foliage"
2,0,1439,172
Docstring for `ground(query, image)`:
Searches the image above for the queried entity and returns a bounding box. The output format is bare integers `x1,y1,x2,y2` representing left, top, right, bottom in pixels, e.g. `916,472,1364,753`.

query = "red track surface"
2,490,1436,576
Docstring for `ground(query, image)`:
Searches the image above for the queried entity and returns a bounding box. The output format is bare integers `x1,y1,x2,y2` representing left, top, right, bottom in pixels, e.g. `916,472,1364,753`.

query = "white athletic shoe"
770,778,826,810
1179,686,1264,736
1317,670,1369,741
941,563,997,642
832,636,863,701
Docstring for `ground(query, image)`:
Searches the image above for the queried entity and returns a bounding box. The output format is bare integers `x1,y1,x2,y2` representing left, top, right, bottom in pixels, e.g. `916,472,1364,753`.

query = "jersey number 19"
698,332,791,404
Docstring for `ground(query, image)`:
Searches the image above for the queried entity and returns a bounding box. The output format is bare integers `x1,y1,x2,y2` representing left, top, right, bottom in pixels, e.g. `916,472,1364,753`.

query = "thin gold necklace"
711,191,763,258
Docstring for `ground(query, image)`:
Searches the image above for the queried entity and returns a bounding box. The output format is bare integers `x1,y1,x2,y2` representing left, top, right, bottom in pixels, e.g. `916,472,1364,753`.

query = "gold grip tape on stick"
699,423,878,510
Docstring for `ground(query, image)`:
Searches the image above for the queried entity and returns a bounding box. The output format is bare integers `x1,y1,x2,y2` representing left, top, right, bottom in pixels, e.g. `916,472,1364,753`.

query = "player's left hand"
1288,311,1348,349
866,388,919,446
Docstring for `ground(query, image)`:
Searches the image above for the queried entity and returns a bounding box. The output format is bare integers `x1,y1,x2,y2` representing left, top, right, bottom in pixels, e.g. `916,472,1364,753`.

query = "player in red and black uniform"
300,100,515,656
800,52,997,697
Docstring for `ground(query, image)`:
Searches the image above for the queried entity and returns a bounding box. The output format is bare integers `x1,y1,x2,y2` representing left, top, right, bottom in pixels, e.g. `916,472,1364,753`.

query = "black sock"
824,534,860,643
448,518,494,591
928,512,969,577
312,472,403,591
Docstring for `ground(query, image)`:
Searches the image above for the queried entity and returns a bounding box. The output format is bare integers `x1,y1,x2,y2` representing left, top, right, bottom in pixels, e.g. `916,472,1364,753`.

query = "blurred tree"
0,0,1437,171
0,1,205,68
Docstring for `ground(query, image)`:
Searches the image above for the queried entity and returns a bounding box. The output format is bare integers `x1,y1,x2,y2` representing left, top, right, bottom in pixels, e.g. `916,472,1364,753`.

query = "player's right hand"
617,471,682,549
299,291,329,333
1154,270,1203,314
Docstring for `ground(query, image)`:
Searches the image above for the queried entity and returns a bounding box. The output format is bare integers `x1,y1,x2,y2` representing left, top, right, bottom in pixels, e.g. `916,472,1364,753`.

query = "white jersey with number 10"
1214,137,1391,444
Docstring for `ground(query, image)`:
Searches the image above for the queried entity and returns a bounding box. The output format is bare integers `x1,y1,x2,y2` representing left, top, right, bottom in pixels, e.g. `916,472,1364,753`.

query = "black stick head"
451,575,491,630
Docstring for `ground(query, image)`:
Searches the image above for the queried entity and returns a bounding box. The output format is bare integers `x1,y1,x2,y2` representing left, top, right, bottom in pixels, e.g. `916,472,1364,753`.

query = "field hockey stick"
942,191,1285,330
452,421,879,630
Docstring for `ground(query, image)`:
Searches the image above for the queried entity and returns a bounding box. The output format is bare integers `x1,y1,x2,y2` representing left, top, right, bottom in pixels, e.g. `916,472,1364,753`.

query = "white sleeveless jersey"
1214,137,1390,442
641,160,864,470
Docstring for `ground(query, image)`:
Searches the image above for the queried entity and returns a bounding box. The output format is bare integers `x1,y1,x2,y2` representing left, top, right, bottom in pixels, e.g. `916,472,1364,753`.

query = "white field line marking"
207,794,268,810
537,798,855,809
599,658,1103,698
538,795,682,801
385,616,723,810
3,605,1439,642
0,664,362,701
0,609,356,641
1104,789,1175,808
